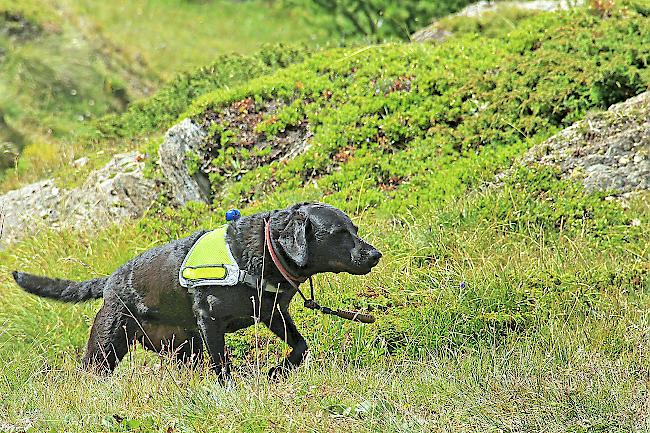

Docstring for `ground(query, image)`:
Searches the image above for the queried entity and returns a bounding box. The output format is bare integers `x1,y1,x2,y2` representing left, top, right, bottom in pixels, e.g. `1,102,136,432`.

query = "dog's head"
274,203,382,276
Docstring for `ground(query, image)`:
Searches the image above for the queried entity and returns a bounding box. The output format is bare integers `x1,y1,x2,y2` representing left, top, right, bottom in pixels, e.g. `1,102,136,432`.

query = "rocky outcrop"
63,152,157,228
0,180,62,244
0,104,313,245
159,99,312,207
158,118,211,205
519,91,650,193
412,0,582,42
5,88,644,248
454,0,579,18
0,152,156,246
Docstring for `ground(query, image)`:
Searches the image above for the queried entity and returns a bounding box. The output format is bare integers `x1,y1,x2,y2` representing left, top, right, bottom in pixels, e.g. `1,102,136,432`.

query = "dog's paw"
268,366,284,381
216,365,233,386
268,362,293,381
217,374,234,387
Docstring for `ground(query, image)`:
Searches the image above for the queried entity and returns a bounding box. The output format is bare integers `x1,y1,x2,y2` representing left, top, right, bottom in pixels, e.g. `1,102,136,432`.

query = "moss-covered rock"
520,91,650,193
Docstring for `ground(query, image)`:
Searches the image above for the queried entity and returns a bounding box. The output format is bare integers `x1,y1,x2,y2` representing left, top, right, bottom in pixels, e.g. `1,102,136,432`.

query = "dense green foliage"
181,10,649,214
97,45,311,139
0,5,649,431
285,0,474,40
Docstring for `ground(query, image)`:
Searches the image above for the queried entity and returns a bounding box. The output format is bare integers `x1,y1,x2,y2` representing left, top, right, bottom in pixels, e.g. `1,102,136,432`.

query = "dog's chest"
194,288,258,331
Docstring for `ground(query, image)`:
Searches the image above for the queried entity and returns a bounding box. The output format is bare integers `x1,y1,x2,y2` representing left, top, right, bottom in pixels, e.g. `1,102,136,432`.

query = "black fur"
12,202,381,381
12,271,106,302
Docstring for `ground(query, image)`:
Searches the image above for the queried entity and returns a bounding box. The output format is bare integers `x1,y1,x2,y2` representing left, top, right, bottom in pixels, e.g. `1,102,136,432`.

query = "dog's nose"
368,249,382,263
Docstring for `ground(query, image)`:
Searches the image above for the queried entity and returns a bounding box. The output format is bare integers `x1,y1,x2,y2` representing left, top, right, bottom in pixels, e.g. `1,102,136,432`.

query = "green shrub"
591,65,646,108
97,44,311,139
284,0,475,41
179,10,649,210
469,165,644,244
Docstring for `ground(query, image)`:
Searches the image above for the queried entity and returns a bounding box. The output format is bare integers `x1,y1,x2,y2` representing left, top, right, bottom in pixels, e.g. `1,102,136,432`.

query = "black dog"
12,203,381,380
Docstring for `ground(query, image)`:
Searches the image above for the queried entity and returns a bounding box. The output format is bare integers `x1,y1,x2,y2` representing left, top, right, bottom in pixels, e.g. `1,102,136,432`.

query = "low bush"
177,9,649,212
284,0,475,40
97,45,312,139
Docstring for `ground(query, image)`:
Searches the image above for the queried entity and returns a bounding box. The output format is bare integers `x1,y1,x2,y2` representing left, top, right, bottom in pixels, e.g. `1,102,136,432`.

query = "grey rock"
0,152,156,247
73,156,89,168
455,0,580,17
412,0,583,43
519,91,650,193
411,27,452,43
158,118,211,205
0,179,63,245
63,152,157,230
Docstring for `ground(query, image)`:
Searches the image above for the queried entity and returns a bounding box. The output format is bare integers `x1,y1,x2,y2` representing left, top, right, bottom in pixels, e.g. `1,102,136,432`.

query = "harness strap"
238,270,283,294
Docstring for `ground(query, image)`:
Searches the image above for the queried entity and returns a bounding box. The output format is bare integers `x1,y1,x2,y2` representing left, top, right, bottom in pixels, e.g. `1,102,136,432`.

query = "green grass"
0,181,647,431
1,4,649,432
61,0,323,80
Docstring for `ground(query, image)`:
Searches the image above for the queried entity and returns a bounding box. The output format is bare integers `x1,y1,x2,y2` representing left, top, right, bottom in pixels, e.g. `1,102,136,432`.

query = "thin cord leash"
264,220,375,324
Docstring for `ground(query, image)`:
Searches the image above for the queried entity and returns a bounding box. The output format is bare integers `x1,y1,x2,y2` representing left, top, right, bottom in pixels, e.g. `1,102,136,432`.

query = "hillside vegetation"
0,3,649,432
0,0,318,181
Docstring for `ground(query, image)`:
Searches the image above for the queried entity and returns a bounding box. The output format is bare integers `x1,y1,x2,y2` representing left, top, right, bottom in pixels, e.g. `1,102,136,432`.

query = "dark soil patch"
378,175,406,192
197,97,311,183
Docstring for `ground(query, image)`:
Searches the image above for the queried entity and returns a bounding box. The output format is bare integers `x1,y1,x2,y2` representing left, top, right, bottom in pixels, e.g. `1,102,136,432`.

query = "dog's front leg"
195,314,229,383
193,293,230,382
265,309,308,379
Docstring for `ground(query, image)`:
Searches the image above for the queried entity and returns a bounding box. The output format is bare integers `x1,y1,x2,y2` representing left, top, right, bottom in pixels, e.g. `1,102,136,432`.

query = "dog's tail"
12,271,106,302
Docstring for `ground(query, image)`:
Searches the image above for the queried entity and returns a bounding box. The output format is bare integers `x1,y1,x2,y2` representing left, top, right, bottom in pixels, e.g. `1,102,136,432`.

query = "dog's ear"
278,210,310,267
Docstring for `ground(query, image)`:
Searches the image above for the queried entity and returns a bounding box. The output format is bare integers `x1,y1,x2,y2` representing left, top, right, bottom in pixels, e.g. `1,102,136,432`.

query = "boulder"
63,152,157,230
158,118,211,206
0,151,156,247
412,0,583,42
519,91,650,193
454,0,579,18
0,179,62,245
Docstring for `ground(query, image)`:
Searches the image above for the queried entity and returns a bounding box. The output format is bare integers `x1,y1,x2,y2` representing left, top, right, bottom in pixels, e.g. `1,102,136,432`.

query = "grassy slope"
62,0,321,80
0,1,151,161
1,5,649,432
0,0,319,188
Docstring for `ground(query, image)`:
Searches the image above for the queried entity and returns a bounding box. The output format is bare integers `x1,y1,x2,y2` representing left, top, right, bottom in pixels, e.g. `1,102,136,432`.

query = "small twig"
334,45,379,63
58,257,109,277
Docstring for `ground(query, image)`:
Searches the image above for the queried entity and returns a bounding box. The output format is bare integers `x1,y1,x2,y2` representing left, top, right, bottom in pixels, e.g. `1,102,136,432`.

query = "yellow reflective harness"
179,225,280,293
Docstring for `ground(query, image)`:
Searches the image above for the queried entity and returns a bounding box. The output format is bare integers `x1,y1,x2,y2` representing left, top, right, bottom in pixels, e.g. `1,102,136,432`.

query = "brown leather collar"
264,219,307,289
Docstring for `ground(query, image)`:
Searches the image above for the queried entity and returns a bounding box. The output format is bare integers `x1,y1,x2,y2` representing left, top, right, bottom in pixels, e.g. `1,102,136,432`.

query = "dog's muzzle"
349,246,382,274
367,249,382,267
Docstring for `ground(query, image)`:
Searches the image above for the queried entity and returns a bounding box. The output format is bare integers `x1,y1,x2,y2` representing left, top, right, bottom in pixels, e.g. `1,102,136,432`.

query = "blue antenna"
225,209,241,221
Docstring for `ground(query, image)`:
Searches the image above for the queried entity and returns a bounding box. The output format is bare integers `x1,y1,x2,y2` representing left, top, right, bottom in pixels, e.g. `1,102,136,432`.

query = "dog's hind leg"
82,295,136,374
142,331,204,369
265,309,308,379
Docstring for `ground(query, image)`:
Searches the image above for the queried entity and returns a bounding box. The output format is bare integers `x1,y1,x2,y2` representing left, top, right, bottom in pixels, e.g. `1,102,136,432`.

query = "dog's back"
12,230,206,304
